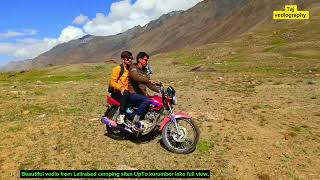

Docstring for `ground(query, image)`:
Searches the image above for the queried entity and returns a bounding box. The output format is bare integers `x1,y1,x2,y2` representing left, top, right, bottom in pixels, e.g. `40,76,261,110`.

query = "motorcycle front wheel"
162,118,200,154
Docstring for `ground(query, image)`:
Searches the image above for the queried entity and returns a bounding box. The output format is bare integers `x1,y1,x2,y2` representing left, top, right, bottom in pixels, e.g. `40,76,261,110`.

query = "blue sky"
0,0,117,64
0,0,201,66
0,0,117,40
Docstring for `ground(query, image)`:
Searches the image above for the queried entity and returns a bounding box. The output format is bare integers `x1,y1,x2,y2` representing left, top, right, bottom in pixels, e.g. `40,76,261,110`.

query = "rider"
109,51,133,124
128,52,160,130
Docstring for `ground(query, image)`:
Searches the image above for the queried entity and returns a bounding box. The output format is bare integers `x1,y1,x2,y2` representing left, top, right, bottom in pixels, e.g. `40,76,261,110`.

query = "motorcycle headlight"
172,94,177,105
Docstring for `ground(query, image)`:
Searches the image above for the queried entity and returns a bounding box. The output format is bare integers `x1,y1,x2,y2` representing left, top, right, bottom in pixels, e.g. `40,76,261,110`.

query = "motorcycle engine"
141,111,161,131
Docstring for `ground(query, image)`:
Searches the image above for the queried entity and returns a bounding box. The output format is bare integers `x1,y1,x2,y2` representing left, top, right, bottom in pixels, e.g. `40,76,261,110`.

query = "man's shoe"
116,114,125,124
132,122,144,132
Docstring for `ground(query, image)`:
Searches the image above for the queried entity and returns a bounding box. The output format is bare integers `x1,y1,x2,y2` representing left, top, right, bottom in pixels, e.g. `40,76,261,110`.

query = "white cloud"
83,0,203,36
0,38,59,60
58,26,86,42
72,14,89,25
0,0,202,62
0,29,38,40
0,26,86,60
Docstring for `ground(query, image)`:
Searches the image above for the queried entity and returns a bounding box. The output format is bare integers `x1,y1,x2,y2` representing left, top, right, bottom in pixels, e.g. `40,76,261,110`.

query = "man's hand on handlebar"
149,79,156,85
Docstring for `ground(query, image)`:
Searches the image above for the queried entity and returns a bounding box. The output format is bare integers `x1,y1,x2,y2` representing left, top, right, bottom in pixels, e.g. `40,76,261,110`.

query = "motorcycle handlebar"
154,82,165,94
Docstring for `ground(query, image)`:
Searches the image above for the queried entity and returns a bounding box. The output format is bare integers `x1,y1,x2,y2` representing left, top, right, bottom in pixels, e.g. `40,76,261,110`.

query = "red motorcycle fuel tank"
148,95,163,111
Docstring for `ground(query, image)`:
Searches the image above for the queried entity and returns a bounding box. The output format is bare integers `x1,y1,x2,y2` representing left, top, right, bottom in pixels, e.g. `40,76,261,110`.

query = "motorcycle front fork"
168,107,181,133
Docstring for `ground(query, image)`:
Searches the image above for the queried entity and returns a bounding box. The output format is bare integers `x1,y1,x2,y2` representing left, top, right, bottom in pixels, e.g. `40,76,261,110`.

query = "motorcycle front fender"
159,112,192,131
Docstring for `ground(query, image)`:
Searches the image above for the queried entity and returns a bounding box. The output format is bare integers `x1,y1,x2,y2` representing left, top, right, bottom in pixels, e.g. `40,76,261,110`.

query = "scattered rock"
36,80,43,84
190,65,215,72
218,77,224,80
10,91,19,95
89,118,99,121
224,114,232,121
283,132,297,140
258,174,271,180
206,114,216,120
307,81,316,85
52,145,58,151
38,114,46,118
172,61,180,65
274,141,281,148
22,111,30,115
215,159,229,168
194,160,201,168
19,70,28,74
191,65,202,71
247,136,253,140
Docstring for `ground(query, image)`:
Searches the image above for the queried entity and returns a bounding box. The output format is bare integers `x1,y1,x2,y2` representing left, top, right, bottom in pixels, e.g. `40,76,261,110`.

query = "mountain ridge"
1,0,314,71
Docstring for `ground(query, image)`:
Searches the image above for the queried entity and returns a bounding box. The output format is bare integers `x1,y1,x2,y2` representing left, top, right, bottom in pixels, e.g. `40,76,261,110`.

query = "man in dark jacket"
128,52,160,131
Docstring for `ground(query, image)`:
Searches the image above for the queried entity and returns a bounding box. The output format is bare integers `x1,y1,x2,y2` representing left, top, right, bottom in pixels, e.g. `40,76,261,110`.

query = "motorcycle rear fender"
105,95,120,106
159,112,192,131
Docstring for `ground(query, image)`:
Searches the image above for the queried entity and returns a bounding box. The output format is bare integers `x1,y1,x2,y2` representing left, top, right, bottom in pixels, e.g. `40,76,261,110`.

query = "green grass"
8,125,23,133
1,111,23,122
63,107,82,115
43,75,89,82
0,64,108,83
197,140,214,153
291,126,307,133
182,57,201,65
28,105,46,115
253,104,272,110
34,90,45,96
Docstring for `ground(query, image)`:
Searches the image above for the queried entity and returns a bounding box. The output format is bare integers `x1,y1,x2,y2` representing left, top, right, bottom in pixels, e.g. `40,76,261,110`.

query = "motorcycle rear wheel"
162,118,200,154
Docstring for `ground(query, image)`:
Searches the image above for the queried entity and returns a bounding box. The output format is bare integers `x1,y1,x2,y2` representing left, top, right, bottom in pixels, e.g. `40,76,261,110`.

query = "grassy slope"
0,6,319,180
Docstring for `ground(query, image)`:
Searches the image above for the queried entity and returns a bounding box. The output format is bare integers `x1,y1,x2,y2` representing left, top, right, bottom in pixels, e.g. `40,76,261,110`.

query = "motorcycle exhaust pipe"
101,117,118,127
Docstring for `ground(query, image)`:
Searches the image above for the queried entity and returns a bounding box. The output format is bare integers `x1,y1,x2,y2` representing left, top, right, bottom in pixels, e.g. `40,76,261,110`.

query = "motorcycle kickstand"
136,132,141,137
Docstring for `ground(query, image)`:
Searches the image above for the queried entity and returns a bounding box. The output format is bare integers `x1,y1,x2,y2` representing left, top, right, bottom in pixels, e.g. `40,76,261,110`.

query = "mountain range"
1,0,314,71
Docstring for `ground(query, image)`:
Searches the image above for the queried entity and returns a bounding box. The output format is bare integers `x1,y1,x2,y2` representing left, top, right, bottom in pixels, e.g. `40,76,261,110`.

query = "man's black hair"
121,51,133,60
136,52,149,62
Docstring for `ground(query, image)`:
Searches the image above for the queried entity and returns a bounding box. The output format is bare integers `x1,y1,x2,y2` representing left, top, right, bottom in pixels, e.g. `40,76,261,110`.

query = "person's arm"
110,66,123,91
147,83,160,93
129,67,150,83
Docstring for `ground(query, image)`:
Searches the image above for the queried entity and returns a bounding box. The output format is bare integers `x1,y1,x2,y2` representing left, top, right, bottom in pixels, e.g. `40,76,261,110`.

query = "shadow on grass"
103,128,197,154
104,127,161,144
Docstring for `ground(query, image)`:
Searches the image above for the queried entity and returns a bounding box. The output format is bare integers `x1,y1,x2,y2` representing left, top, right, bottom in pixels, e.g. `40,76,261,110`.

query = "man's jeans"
128,93,150,117
111,91,130,115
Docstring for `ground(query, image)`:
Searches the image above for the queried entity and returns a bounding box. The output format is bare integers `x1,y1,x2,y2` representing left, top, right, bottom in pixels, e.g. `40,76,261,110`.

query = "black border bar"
20,170,210,178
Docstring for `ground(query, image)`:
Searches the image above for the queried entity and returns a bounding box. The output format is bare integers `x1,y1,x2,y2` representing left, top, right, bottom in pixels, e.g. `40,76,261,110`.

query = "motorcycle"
101,83,200,154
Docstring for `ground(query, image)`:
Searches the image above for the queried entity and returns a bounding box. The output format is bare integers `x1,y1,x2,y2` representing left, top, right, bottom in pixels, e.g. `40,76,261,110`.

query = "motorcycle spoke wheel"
162,118,200,154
